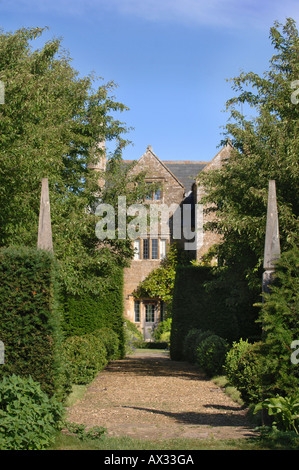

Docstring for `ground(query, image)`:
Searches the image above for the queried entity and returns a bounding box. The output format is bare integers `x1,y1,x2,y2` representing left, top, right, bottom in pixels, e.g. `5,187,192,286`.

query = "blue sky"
0,0,298,162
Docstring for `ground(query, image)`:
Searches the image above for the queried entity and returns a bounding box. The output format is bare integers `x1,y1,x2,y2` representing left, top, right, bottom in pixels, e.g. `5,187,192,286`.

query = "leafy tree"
98,152,160,262
197,18,299,305
0,27,143,295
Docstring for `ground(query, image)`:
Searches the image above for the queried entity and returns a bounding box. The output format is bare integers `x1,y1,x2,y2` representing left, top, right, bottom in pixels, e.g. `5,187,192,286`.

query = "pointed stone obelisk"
37,178,53,253
262,180,280,295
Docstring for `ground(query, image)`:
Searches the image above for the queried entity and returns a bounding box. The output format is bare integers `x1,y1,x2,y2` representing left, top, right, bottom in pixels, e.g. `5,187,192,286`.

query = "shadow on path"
105,354,208,381
121,404,252,429
67,351,257,439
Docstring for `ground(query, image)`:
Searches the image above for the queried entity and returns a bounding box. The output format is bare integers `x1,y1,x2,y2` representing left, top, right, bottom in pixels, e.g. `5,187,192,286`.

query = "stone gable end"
195,141,232,260
122,142,232,335
130,145,185,206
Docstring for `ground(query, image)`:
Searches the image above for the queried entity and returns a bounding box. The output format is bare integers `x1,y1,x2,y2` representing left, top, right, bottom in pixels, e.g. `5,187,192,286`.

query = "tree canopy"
197,18,299,296
0,27,140,295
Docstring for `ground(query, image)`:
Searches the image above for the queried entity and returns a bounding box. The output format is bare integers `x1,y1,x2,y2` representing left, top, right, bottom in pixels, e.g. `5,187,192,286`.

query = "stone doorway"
143,302,157,341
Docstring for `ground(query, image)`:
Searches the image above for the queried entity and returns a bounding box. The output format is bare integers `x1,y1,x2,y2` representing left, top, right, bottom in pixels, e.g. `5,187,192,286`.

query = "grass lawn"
51,432,260,450
51,431,299,451
133,348,170,355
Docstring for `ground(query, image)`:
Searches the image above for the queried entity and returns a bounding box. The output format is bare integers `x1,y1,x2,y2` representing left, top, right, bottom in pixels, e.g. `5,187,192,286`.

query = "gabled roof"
141,145,185,189
122,142,232,193
162,161,207,192
125,145,208,193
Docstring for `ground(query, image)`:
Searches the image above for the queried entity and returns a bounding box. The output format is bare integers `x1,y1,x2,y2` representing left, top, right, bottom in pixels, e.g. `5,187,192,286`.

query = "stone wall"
195,142,231,260
129,145,185,206
123,259,161,323
123,145,185,330
123,142,232,332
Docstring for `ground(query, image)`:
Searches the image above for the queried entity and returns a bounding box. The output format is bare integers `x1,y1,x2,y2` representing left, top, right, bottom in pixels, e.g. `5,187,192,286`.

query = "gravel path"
66,351,256,440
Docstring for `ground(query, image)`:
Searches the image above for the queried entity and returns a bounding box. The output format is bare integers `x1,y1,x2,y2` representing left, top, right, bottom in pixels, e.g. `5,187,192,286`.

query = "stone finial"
37,178,53,253
263,180,280,294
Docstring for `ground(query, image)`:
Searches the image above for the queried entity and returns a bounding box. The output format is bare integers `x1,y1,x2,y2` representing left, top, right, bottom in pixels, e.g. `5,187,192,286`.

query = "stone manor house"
92,141,232,340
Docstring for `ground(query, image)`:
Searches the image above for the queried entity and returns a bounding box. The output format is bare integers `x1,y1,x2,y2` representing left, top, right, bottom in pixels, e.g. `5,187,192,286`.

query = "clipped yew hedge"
0,246,67,398
170,265,239,361
62,267,125,358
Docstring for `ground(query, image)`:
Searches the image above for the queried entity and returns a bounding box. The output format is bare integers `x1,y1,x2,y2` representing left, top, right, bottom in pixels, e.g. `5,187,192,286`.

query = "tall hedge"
170,265,241,360
257,246,299,398
62,267,125,358
0,246,67,398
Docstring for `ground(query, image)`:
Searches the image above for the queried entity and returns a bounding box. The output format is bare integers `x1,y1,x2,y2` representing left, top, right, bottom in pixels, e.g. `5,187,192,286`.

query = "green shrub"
159,331,171,344
257,246,299,398
196,334,229,377
124,320,143,355
224,339,252,384
91,327,120,361
225,341,264,404
224,247,299,404
64,421,106,441
183,329,214,363
255,425,299,449
153,318,172,343
63,334,107,385
0,246,67,399
254,395,299,434
0,374,64,450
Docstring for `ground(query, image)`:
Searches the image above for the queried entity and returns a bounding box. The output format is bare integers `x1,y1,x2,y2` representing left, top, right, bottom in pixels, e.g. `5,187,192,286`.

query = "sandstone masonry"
122,143,232,339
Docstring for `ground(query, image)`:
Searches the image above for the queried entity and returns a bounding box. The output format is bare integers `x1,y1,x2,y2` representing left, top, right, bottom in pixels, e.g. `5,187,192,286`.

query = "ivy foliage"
133,242,191,313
